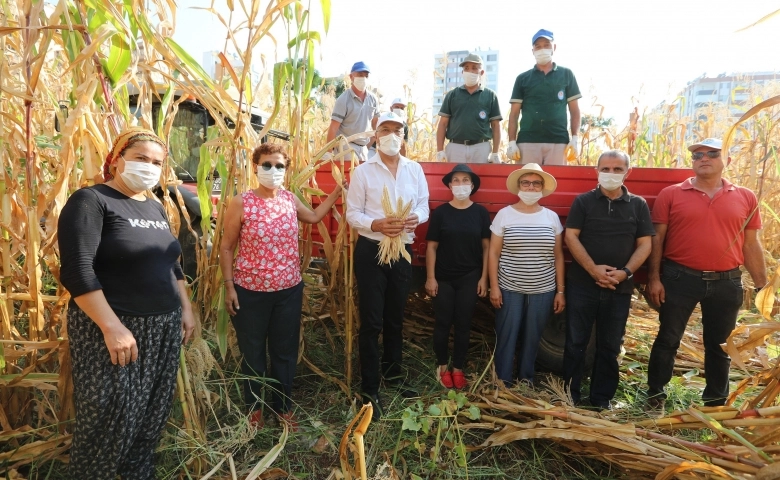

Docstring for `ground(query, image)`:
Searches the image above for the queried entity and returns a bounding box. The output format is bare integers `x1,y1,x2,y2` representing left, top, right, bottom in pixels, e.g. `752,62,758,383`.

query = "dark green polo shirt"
438,85,502,142
510,64,581,144
565,186,655,294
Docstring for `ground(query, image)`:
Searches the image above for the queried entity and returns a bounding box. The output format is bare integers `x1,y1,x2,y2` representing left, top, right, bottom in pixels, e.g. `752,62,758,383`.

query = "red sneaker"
438,368,454,389
452,371,467,390
249,410,264,429
280,412,299,432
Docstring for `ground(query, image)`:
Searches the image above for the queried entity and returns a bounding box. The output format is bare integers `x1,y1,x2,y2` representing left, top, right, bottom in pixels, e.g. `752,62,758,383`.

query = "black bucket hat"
442,163,480,194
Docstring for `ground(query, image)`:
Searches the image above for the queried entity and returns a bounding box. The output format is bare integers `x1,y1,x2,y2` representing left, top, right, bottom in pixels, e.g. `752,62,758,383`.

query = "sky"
174,0,780,125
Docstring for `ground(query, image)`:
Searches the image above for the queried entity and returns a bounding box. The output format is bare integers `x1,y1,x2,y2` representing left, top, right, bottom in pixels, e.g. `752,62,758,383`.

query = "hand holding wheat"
376,186,413,265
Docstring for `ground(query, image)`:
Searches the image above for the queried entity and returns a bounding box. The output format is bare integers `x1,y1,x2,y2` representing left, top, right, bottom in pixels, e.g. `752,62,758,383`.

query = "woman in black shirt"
425,164,490,390
58,127,194,479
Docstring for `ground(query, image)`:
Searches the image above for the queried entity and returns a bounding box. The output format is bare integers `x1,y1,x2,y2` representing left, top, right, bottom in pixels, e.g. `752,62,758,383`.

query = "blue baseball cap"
351,61,370,73
532,29,554,44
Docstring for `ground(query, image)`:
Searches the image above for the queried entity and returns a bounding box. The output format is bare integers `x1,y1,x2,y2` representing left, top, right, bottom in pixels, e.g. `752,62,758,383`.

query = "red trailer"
312,162,693,374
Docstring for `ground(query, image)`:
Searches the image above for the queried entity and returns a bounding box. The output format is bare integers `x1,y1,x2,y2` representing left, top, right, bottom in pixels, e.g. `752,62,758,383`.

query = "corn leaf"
196,144,214,231
286,30,320,49
103,32,132,86
156,83,174,138
163,37,216,90
319,0,330,32
216,287,229,361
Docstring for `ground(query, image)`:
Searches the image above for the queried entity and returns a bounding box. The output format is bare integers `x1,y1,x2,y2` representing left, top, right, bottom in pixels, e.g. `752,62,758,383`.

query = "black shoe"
645,395,666,418
576,398,610,412
384,376,419,398
360,393,383,421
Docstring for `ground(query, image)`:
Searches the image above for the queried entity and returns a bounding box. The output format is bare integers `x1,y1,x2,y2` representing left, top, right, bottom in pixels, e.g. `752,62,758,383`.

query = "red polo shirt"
652,177,761,272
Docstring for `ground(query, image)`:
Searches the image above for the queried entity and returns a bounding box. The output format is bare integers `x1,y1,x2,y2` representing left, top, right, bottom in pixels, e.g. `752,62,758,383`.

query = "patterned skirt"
67,305,182,480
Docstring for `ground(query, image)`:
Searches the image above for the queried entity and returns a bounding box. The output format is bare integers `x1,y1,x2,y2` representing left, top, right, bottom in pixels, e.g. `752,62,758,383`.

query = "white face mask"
598,172,625,191
451,184,472,201
257,166,285,189
518,191,543,205
378,133,402,156
120,159,162,192
462,71,480,87
392,108,406,118
533,48,553,65
352,76,367,91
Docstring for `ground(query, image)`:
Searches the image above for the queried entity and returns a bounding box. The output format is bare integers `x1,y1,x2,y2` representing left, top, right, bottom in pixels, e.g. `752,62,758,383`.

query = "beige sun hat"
506,163,557,196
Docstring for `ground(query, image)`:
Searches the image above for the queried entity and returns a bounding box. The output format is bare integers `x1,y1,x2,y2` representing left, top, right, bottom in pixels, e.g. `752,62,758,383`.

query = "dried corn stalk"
377,186,412,265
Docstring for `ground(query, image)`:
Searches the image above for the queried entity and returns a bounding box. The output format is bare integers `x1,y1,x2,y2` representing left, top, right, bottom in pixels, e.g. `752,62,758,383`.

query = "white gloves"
488,152,501,164
569,135,580,156
436,151,447,162
506,141,521,161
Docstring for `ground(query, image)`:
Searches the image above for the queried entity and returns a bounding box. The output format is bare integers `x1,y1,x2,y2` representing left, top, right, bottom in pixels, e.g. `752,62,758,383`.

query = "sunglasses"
261,162,286,171
519,180,544,188
691,151,721,161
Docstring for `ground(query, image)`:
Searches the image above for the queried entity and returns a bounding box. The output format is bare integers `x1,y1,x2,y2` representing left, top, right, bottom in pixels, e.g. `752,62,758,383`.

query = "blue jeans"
563,282,631,406
647,262,743,406
494,288,555,384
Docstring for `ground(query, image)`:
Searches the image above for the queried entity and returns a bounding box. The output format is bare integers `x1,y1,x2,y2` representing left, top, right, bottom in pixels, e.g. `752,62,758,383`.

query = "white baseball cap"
688,138,722,152
390,97,407,106
376,111,406,128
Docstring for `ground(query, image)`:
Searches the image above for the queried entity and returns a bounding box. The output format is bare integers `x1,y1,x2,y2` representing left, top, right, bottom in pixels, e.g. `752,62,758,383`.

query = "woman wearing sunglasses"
488,163,565,386
219,143,342,430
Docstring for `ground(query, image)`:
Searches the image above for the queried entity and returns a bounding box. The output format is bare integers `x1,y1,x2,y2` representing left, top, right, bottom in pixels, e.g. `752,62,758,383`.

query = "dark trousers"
354,236,412,396
432,269,480,369
563,281,631,406
647,262,743,406
230,282,303,414
69,306,182,480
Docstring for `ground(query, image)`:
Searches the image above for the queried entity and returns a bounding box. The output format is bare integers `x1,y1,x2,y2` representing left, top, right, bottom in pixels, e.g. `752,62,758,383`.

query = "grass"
9,284,779,479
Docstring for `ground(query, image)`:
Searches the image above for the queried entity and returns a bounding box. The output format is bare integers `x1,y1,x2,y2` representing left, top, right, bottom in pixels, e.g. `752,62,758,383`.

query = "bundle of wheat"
377,186,412,265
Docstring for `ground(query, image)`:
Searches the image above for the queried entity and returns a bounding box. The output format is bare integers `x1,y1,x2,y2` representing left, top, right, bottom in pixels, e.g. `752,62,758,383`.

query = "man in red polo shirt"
645,138,767,414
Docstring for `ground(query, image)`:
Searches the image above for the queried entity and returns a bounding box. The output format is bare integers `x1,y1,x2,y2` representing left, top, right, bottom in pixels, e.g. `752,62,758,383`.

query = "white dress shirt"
345,153,430,243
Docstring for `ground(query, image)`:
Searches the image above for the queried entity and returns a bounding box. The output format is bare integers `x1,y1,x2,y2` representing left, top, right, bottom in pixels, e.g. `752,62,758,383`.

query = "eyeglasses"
691,151,721,161
261,162,286,171
519,180,544,188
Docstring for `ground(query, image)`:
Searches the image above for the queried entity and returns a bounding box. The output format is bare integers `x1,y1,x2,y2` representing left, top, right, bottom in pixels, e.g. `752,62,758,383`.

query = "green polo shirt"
510,63,581,144
438,85,502,142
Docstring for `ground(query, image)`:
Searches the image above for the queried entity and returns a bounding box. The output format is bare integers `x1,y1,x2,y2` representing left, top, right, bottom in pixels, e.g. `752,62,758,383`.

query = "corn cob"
377,185,412,265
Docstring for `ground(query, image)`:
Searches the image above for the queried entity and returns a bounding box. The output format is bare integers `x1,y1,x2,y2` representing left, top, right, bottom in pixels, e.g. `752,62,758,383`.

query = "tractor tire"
534,308,596,376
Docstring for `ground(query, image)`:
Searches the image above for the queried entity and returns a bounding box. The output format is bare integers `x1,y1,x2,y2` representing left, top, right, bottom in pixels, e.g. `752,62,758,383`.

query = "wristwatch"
621,267,633,279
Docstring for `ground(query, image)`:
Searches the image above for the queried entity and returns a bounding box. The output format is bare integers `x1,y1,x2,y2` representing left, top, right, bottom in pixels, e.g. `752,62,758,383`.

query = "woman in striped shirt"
488,163,565,385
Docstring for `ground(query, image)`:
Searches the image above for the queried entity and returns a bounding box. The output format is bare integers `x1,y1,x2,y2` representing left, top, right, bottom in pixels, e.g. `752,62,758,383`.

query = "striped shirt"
490,206,563,294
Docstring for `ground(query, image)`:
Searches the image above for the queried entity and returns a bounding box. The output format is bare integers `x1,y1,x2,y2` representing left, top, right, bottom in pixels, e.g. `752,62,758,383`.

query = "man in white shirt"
346,111,430,420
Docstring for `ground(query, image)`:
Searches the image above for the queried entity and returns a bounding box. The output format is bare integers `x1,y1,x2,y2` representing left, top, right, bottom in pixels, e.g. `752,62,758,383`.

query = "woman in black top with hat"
425,164,490,390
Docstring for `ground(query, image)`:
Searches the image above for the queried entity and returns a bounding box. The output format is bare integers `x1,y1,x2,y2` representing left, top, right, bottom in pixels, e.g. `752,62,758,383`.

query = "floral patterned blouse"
233,189,302,292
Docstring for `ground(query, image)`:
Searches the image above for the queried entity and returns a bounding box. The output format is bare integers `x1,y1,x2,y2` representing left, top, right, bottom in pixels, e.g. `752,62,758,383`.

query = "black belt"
448,139,487,145
359,236,380,245
663,259,741,281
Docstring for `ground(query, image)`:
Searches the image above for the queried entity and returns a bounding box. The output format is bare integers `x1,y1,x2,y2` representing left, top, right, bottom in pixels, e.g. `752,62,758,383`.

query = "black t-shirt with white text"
59,184,184,316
